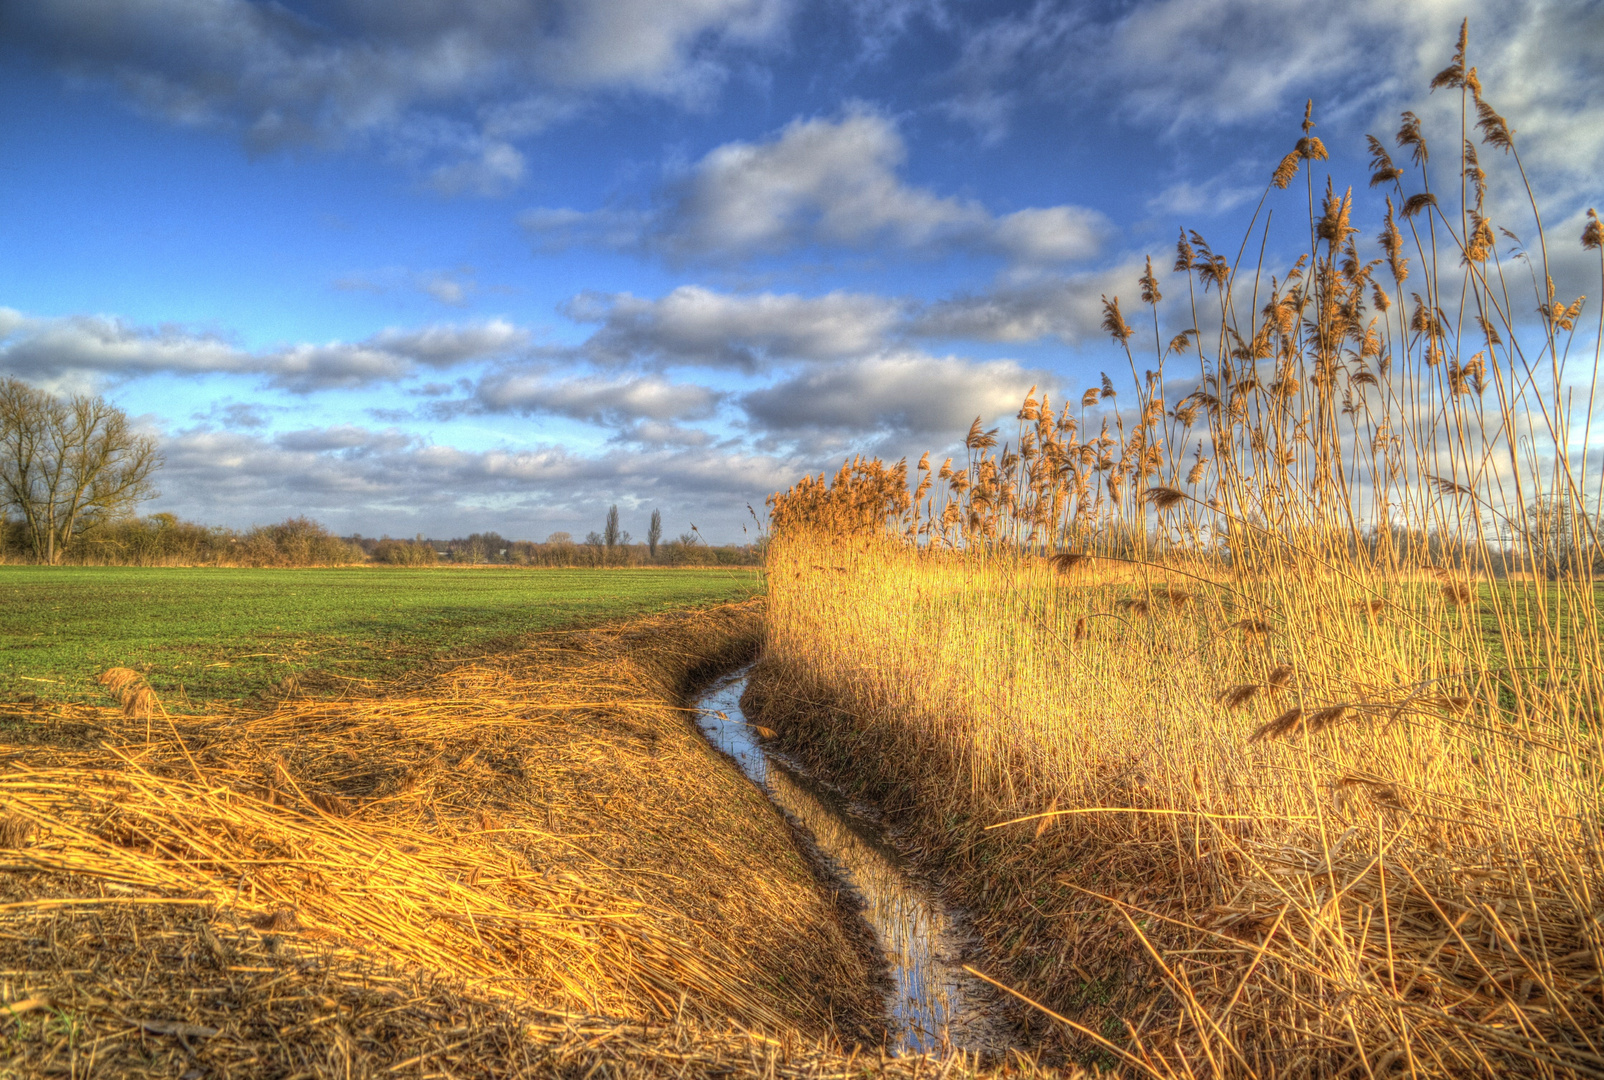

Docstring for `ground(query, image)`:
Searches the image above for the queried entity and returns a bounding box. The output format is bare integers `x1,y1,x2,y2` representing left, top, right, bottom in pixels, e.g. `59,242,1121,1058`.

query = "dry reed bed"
0,601,949,1075
753,26,1604,1074
755,538,1604,1079
0,874,1041,1078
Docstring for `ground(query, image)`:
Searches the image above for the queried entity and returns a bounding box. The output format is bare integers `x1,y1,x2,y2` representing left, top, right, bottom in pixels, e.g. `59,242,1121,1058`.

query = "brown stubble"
0,602,901,1066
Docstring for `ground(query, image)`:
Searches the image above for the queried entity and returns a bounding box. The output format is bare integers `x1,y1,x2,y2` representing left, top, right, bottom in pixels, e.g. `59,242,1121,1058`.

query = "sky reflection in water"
694,668,1008,1055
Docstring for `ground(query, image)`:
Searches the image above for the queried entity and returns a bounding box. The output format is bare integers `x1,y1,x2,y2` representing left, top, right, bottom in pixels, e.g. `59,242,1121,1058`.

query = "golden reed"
759,22,1604,1078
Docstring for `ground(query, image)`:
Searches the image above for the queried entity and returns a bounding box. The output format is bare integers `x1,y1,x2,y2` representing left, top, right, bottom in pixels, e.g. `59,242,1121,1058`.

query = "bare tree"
647,508,661,558
0,379,161,564
1517,495,1602,579
604,504,620,548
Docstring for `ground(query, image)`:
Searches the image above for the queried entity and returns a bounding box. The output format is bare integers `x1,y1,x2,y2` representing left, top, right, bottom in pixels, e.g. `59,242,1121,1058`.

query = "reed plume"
760,24,1604,1076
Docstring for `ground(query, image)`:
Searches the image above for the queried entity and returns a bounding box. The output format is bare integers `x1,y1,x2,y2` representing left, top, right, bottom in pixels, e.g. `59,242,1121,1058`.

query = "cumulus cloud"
908,263,1143,344
368,320,526,368
553,270,1152,371
6,0,790,189
523,111,1109,263
265,343,414,393
740,351,1047,435
0,309,251,377
568,285,903,369
1146,177,1262,218
469,370,724,425
611,420,718,447
427,142,528,198
0,310,528,393
149,422,804,538
274,425,415,454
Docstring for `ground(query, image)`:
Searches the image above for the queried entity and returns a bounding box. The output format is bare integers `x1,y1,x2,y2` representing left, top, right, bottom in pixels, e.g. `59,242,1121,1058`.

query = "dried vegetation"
0,602,1006,1077
757,25,1604,1080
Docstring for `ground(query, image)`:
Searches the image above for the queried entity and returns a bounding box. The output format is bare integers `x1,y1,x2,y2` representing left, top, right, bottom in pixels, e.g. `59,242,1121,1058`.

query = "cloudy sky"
1,0,1599,542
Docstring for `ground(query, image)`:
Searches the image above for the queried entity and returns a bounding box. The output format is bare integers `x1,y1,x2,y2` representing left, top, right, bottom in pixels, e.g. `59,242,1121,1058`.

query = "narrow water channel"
693,666,1011,1056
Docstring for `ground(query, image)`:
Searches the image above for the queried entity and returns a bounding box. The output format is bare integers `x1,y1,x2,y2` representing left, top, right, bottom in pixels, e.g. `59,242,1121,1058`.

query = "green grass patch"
0,565,763,708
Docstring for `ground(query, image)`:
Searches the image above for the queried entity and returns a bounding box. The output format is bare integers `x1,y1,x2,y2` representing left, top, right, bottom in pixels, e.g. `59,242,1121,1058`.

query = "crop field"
0,565,763,708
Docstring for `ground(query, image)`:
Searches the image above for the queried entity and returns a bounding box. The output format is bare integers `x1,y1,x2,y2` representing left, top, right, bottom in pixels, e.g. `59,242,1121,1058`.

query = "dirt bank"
742,654,1163,1070
0,602,1014,1077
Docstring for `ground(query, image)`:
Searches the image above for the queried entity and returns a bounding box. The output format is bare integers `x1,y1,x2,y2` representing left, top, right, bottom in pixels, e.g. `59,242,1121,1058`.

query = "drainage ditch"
693,665,1013,1056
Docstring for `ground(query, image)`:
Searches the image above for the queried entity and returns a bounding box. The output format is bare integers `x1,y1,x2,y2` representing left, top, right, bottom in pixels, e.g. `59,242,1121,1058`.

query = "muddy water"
693,666,1011,1056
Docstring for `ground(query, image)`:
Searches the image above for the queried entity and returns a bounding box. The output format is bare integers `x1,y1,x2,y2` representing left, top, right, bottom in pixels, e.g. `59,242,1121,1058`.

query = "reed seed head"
1140,257,1162,306
1100,295,1133,344
1251,707,1305,743
1173,227,1195,272
1397,111,1428,165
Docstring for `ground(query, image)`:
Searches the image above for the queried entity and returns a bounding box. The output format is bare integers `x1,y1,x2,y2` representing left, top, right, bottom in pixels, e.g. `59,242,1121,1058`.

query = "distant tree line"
353,505,758,568
0,513,367,567
0,381,759,569
2,513,760,568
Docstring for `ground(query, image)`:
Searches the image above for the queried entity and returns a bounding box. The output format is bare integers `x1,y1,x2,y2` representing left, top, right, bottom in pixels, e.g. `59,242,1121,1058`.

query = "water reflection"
694,668,1009,1055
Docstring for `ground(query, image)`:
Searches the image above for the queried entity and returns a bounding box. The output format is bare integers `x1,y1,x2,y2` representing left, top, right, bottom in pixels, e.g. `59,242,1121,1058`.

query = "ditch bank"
0,602,1058,1077
742,655,1168,1069
691,665,1017,1057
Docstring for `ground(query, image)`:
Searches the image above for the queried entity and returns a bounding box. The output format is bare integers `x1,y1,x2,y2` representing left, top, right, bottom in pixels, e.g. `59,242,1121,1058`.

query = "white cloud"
149,422,804,538
369,320,527,368
422,275,469,306
523,110,1109,263
613,419,718,447
470,370,724,424
427,142,527,197
944,0,1385,136
275,425,414,454
740,350,1047,434
909,263,1143,344
557,271,1150,371
334,268,479,307
569,285,903,368
1145,178,1262,218
991,206,1108,264
267,343,414,393
663,110,982,255
0,313,252,377
533,0,788,95
521,208,656,253
0,310,528,392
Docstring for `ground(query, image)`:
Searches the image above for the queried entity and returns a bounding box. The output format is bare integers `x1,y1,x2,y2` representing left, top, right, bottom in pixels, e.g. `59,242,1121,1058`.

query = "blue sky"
1,0,1600,542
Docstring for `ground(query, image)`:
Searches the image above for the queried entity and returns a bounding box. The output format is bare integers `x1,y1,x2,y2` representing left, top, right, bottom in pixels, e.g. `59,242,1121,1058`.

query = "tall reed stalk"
760,24,1604,1077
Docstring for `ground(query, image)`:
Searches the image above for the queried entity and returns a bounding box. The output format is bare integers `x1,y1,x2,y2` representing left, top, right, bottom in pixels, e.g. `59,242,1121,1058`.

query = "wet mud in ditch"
693,665,1015,1057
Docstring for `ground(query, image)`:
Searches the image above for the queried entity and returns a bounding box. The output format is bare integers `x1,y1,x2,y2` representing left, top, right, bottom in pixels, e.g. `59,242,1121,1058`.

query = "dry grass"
0,601,1029,1076
0,874,1033,1078
754,26,1604,1080
755,546,1604,1077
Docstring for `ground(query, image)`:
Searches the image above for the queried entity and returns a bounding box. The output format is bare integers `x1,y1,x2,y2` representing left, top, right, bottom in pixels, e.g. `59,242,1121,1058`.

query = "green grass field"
0,566,763,709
